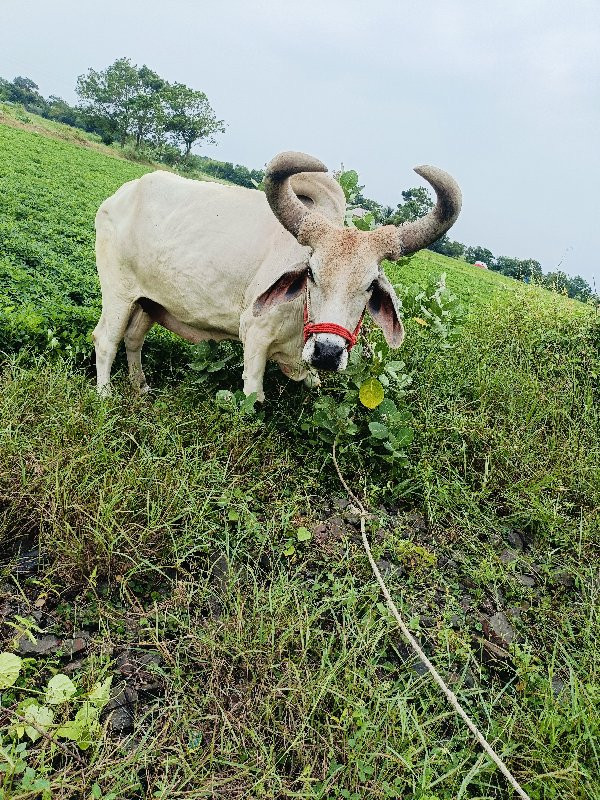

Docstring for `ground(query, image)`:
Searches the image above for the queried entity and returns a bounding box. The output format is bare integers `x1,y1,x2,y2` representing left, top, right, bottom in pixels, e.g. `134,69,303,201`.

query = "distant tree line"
353,185,596,302
0,59,225,161
0,64,595,301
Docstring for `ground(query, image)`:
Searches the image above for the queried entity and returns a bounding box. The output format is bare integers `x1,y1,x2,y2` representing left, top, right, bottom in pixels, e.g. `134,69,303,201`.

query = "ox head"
254,151,462,372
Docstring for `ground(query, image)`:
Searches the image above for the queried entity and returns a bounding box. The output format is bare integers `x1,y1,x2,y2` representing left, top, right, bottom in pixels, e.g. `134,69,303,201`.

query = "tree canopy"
75,58,224,154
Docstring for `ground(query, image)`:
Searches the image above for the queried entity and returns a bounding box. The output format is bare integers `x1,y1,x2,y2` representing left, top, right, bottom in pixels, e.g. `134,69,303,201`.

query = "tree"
164,83,224,157
76,58,140,145
518,258,543,281
76,58,165,147
46,95,81,128
129,65,166,148
384,187,434,226
494,255,521,277
566,275,592,301
543,270,570,294
3,76,48,114
465,245,495,268
429,236,465,259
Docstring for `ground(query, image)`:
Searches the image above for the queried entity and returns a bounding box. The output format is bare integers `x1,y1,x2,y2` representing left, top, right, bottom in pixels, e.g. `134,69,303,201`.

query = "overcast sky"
3,0,599,284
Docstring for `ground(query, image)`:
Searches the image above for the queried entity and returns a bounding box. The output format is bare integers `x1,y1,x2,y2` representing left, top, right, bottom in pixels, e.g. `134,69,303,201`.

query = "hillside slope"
1,120,599,800
0,119,586,353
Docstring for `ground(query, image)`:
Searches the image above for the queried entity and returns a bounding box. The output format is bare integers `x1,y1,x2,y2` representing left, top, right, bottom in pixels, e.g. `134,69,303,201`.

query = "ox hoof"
303,371,321,389
138,383,152,396
97,384,113,398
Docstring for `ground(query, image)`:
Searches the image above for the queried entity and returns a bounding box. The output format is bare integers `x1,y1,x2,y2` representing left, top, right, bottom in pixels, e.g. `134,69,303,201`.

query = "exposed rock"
311,523,328,546
115,650,163,691
516,574,536,588
459,595,474,612
61,635,89,657
552,571,576,590
404,510,427,534
17,634,60,656
327,516,346,537
332,496,349,511
210,554,229,588
448,668,476,688
375,559,404,579
500,548,519,564
376,559,394,577
483,612,515,647
105,684,138,733
63,658,85,674
479,637,511,661
14,547,42,575
507,530,525,551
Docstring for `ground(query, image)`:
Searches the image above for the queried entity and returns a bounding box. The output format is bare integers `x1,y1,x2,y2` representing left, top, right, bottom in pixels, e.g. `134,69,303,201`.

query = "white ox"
93,152,461,400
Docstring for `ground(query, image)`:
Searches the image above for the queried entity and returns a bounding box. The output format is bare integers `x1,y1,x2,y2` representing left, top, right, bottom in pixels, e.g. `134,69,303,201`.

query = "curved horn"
264,151,329,239
395,165,462,256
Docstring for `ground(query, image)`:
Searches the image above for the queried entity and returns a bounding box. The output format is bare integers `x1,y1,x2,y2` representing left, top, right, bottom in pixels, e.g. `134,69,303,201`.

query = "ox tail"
137,298,231,344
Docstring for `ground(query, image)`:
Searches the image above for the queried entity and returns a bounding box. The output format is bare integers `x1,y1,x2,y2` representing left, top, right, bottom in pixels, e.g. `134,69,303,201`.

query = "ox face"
255,150,461,382
254,228,405,372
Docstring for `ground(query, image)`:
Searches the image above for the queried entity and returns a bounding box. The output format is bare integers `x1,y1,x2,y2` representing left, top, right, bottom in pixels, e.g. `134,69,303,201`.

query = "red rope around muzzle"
303,303,364,350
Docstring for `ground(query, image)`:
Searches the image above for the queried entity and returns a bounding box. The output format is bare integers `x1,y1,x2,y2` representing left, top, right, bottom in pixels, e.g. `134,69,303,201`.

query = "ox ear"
368,272,405,348
253,264,308,316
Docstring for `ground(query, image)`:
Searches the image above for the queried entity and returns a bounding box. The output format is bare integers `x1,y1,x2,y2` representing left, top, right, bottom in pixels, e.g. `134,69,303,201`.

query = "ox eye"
368,279,378,292
307,266,315,282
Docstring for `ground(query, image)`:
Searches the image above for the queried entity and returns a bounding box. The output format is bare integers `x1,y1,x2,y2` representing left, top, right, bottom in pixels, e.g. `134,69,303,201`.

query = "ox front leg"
242,335,269,402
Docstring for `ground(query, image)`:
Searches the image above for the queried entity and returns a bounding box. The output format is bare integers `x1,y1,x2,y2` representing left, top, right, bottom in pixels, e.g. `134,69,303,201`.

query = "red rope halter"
303,300,364,350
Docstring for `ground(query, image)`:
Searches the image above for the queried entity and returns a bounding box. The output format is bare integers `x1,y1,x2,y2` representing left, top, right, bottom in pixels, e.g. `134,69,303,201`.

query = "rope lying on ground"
331,443,532,800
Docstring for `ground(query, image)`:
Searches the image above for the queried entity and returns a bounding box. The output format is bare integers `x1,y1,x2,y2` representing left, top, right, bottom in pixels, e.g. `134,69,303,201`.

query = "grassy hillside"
1,120,599,800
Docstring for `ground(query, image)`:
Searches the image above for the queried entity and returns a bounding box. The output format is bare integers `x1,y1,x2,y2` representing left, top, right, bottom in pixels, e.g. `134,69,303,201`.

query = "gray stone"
332,496,349,510
376,559,393,577
516,574,536,588
553,571,576,590
500,548,518,564
484,612,515,646
17,634,60,656
105,684,138,733
507,531,525,551
328,516,346,537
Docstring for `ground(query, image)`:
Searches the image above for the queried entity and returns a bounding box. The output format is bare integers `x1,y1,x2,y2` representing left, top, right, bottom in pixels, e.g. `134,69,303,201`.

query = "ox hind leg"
93,298,135,396
124,303,153,394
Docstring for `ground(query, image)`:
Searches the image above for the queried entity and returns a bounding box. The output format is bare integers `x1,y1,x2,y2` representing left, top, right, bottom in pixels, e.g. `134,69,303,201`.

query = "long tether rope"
331,443,532,800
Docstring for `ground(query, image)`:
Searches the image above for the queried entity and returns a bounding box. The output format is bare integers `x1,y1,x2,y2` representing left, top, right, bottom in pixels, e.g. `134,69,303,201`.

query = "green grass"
1,119,599,799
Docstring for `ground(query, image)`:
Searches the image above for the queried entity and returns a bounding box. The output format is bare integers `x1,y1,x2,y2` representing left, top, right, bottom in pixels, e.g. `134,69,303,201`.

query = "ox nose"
310,339,345,371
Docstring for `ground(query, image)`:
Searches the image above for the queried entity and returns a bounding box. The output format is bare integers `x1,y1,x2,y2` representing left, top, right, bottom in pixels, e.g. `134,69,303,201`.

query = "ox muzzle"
302,304,363,371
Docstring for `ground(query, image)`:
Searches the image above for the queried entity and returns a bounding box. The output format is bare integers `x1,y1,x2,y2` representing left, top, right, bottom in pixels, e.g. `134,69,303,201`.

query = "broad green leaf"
0,652,22,689
368,422,389,439
57,703,100,750
296,527,312,542
376,398,398,418
282,544,295,557
23,704,54,742
45,673,76,704
75,702,100,726
389,427,414,448
215,389,235,407
88,676,112,709
359,378,384,409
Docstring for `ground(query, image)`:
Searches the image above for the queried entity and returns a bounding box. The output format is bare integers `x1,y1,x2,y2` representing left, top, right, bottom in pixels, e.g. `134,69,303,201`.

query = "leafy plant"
398,269,465,346
0,649,113,784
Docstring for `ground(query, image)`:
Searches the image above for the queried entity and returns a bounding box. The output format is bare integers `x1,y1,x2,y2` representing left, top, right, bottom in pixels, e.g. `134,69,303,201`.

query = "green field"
1,119,599,799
